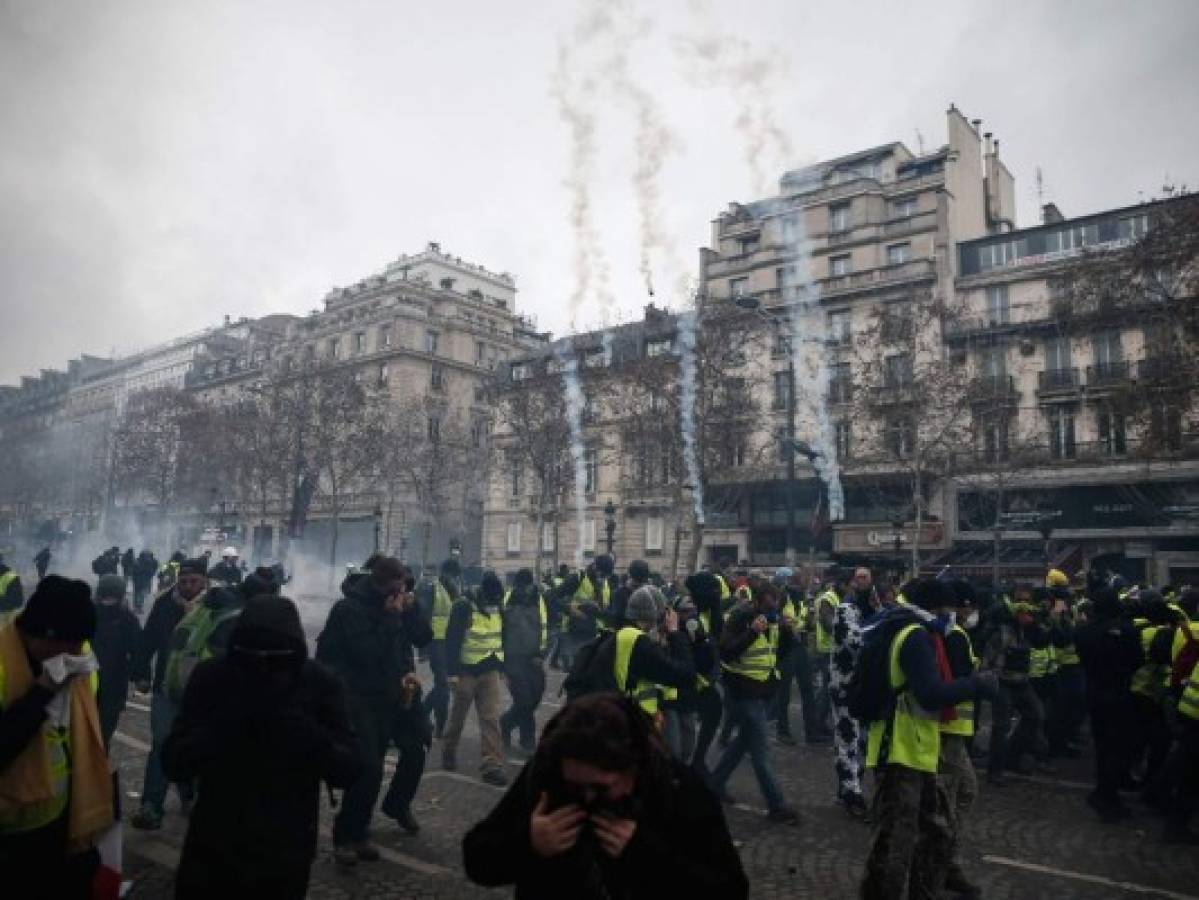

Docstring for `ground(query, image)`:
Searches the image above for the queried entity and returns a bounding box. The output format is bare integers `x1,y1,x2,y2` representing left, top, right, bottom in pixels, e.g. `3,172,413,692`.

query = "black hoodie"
503,576,543,660
163,596,360,894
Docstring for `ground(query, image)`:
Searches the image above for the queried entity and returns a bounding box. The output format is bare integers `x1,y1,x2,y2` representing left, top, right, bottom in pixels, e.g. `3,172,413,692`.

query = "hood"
507,581,540,607
229,595,307,658
345,573,388,609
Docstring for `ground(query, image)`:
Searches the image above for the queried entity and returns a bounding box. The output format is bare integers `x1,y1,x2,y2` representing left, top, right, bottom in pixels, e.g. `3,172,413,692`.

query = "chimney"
1041,203,1065,225
427,241,441,253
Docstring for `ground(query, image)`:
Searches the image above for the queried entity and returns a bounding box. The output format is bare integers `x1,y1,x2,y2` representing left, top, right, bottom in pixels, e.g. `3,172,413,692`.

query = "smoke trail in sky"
554,342,589,563
676,309,704,526
779,205,845,521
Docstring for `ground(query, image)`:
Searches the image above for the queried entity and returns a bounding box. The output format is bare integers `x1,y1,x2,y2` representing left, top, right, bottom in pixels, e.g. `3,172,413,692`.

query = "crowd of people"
0,543,1196,898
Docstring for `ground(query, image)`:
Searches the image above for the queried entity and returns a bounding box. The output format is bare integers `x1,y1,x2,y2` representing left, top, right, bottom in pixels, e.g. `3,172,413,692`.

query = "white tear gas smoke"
600,329,615,365
554,342,590,563
675,310,704,526
674,31,793,197
778,205,845,521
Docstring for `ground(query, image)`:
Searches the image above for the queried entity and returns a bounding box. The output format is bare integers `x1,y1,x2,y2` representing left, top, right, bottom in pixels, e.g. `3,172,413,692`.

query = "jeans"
938,734,978,885
334,696,393,844
1090,694,1136,806
709,695,787,812
775,643,822,739
691,684,723,771
988,679,1044,775
380,702,430,818
423,640,450,734
141,690,190,815
500,657,546,749
1050,664,1086,754
444,670,505,774
662,709,697,762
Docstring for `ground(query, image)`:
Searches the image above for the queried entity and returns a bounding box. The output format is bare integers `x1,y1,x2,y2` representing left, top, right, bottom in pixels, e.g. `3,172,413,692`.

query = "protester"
91,574,141,748
462,692,748,900
499,568,547,755
163,595,360,898
0,576,113,899
132,549,158,615
419,558,461,740
33,546,51,581
829,567,878,819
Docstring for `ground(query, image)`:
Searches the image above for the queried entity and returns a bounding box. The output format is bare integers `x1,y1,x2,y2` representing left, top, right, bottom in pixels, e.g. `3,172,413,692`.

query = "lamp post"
1038,520,1054,567
603,500,616,556
373,504,383,553
892,518,905,581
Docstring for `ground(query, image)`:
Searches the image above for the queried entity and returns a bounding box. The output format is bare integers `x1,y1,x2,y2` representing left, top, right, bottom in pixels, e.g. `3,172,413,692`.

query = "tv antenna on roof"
1036,166,1044,206
915,128,925,155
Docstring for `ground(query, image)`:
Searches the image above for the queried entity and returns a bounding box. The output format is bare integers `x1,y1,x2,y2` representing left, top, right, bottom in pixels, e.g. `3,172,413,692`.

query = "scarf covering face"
0,624,113,850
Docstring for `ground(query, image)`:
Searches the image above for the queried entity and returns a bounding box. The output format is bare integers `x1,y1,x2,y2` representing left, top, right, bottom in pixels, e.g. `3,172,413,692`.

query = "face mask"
964,611,980,629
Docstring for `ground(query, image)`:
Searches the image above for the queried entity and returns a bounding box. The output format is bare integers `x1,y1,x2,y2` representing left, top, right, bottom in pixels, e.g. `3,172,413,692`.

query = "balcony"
883,210,938,236
967,374,1018,406
828,380,854,406
1085,361,1131,392
869,381,916,406
820,258,936,297
1037,368,1080,397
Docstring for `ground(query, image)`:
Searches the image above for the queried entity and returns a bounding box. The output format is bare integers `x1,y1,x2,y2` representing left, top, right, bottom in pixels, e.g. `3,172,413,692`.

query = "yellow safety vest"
814,590,838,654
0,571,18,597
1131,624,1165,700
0,640,99,835
1057,640,1080,667
1029,646,1053,680
431,582,453,641
1173,623,1199,722
867,624,941,774
722,623,779,682
613,626,661,715
460,606,504,666
941,625,977,738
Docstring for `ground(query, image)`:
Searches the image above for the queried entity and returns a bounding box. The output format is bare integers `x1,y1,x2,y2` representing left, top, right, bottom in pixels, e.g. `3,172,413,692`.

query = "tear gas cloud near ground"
2,1,1197,384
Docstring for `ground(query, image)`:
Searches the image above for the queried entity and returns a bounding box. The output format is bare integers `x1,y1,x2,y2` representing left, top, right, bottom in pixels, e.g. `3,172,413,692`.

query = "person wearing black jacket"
33,546,51,580
443,571,509,785
1076,586,1144,823
92,574,141,748
608,560,651,632
684,572,724,776
500,569,547,754
132,550,158,614
316,557,431,863
130,558,208,830
463,692,748,900
707,581,800,825
163,595,360,898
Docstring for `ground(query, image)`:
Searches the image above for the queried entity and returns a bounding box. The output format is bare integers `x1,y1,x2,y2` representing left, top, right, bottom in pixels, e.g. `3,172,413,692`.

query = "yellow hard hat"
1046,569,1069,588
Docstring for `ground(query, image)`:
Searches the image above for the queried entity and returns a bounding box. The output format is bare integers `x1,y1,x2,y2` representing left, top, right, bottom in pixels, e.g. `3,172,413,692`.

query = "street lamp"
1038,520,1054,566
603,500,617,556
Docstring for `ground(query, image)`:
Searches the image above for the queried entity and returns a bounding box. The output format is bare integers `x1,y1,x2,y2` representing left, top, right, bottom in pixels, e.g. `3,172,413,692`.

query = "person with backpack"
707,581,801,826
499,568,547,755
442,572,509,786
130,557,209,831
829,567,880,820
560,556,614,669
1075,586,1144,824
858,578,997,899
979,596,1043,785
419,558,461,741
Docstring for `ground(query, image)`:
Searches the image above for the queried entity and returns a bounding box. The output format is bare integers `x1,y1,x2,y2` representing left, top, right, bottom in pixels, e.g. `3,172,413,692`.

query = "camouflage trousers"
861,765,953,900
939,734,978,885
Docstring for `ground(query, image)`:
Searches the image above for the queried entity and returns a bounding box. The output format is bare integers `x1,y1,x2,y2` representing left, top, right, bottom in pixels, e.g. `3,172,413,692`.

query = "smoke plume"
675,309,705,526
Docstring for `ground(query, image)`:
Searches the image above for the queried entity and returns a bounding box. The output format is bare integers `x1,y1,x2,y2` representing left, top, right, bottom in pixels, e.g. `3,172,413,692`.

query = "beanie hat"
513,568,536,591
1046,569,1069,588
626,585,663,625
684,572,720,606
906,578,956,612
96,574,127,601
480,571,504,604
628,560,651,582
17,576,96,641
179,557,208,577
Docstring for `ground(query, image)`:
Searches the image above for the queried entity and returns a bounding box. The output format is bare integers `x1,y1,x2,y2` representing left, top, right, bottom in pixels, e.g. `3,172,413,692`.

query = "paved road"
109,658,1199,900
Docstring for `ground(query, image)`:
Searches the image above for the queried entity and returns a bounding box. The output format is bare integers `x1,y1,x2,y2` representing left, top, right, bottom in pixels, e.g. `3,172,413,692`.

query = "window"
835,421,851,460
581,519,596,553
425,331,439,355
646,338,673,357
354,332,366,354
427,416,441,442
584,446,598,494
772,330,792,357
508,455,523,499
881,302,913,342
379,326,392,349
829,255,851,277
351,370,363,386
829,363,852,403
1092,330,1122,370
1150,402,1183,451
979,346,1006,380
985,285,1010,325
979,416,1009,463
280,356,292,372
476,341,487,365
581,395,596,424
772,371,792,411
506,522,522,554
430,363,445,391
511,362,531,381
891,197,917,219
828,309,851,345
1045,336,1072,372
470,419,487,449
327,337,340,359
1097,409,1127,456
541,522,555,553
829,203,851,233
730,277,749,298
886,417,915,459
885,353,913,388
378,363,389,385
1117,214,1148,241
645,517,665,553
648,390,666,413
1047,407,1076,459
725,438,746,468
584,349,607,368
887,242,911,266
776,265,794,289
738,235,760,255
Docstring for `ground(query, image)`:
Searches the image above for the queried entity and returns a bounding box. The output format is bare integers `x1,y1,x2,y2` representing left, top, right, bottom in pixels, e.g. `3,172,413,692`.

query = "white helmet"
222,546,238,558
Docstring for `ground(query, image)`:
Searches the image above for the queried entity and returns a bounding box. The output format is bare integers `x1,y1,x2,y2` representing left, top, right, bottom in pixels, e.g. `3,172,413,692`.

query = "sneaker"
481,769,509,788
354,841,381,862
776,732,798,746
384,801,421,835
441,751,457,772
766,805,800,826
944,868,983,898
333,844,358,867
130,807,162,831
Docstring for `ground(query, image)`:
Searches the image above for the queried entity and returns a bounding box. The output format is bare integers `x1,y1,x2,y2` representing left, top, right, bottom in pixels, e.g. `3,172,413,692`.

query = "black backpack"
846,613,919,723
562,631,620,703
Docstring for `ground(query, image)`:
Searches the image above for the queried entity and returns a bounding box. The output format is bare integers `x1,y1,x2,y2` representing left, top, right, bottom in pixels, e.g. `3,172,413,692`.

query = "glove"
971,671,999,701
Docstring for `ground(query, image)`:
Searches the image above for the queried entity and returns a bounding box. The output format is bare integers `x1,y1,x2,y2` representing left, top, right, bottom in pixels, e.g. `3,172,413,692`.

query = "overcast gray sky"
2,0,1197,383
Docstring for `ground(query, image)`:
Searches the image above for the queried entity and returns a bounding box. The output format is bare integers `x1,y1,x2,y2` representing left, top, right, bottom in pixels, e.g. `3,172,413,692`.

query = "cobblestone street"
112,663,1199,899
